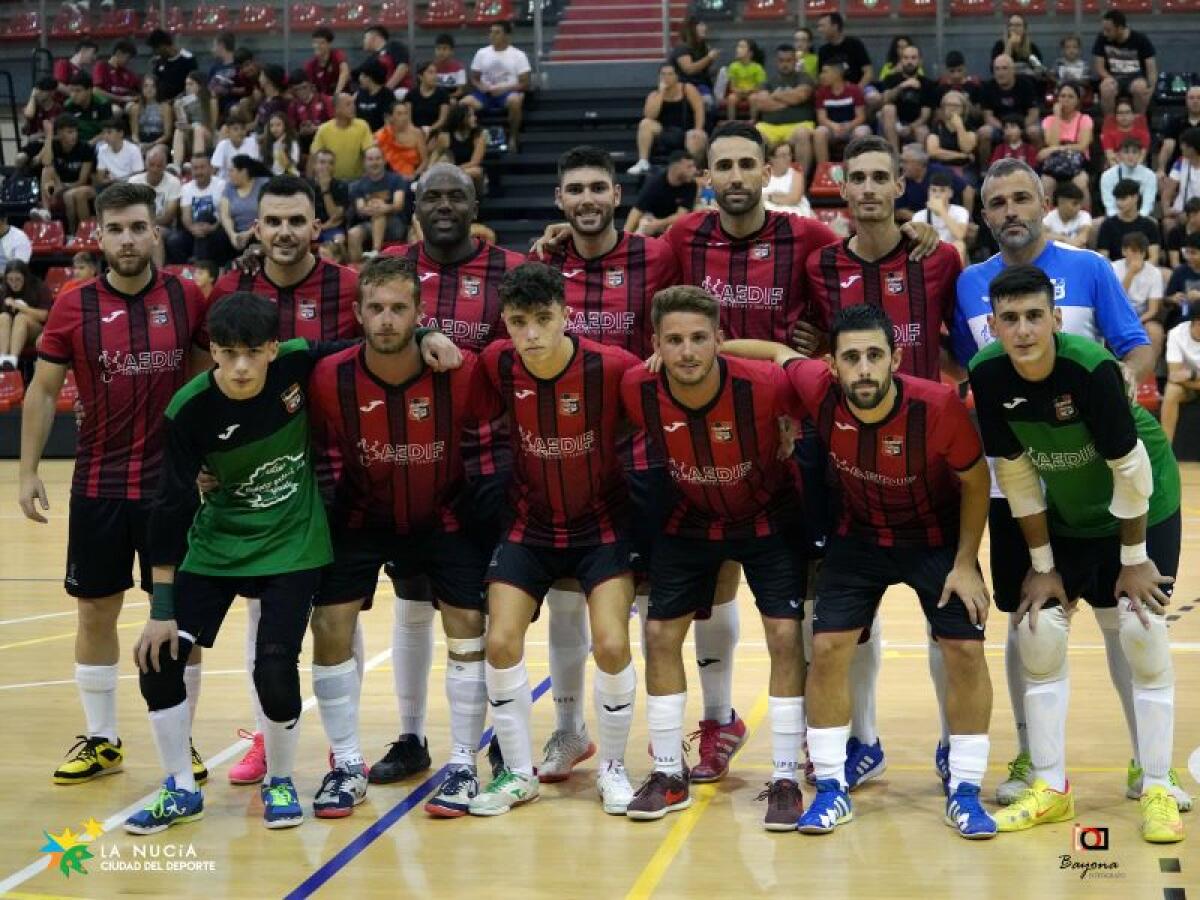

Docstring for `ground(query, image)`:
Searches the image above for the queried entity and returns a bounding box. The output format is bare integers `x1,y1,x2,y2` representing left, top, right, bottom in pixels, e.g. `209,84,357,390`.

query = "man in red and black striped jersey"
467,263,641,818
621,285,809,828
723,303,995,839
307,256,491,820
18,183,211,786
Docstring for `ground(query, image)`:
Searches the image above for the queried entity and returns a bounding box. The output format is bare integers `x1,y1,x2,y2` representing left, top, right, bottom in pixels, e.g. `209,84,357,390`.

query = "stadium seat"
692,0,736,19
899,0,937,14
144,6,186,32
814,206,853,236
1001,0,1046,12
236,4,278,32
0,12,41,42
65,219,101,254
420,0,467,27
1162,0,1200,10
1109,0,1152,9
1135,375,1161,414
847,0,892,17
377,0,410,27
1052,0,1100,12
809,162,844,199
95,7,139,37
50,6,86,40
330,0,370,28
56,370,79,414
949,0,994,15
470,0,514,25
0,371,23,413
743,0,789,20
43,267,72,297
804,0,840,14
290,3,322,27
188,5,232,35
23,221,66,256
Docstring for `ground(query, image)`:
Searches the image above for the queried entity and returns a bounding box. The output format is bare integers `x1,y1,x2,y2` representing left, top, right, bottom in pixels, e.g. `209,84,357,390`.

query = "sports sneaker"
369,734,432,784
934,742,950,792
995,750,1033,805
597,760,634,815
844,737,886,790
229,730,266,785
468,767,540,816
1126,760,1194,812
626,771,692,821
53,735,123,785
797,779,853,834
261,776,304,829
945,783,997,839
123,777,203,835
313,765,368,819
757,779,805,832
538,728,596,783
1141,785,1185,843
191,742,208,786
425,766,478,818
688,713,748,783
995,778,1074,832
627,159,651,175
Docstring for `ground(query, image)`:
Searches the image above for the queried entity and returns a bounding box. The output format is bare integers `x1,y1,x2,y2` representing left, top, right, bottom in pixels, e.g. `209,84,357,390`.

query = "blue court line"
285,675,554,900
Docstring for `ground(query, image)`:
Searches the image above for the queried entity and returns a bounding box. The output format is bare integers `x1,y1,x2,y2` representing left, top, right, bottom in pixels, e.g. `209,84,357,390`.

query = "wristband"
150,583,176,621
1120,542,1149,566
1029,544,1055,574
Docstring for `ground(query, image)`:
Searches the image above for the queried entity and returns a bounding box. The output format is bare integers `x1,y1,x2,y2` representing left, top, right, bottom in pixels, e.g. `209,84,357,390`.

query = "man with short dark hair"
815,13,873,90
361,25,410,93
208,32,238,115
287,70,334,155
1093,9,1157,115
308,27,351,98
936,50,982,111
37,115,94,232
1165,197,1200,268
94,118,145,189
462,22,532,152
64,73,114,145
54,40,98,95
434,33,467,96
169,151,229,264
147,28,198,102
625,151,698,236
92,41,140,109
17,77,64,170
751,44,816,175
813,60,871,166
1096,179,1161,263
354,60,396,133
348,147,409,261
879,44,937,153
1158,86,1200,211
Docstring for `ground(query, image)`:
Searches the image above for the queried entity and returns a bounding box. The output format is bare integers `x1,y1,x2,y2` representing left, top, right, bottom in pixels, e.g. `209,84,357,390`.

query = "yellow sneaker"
191,742,208,787
53,735,124,785
995,778,1074,832
1141,786,1185,844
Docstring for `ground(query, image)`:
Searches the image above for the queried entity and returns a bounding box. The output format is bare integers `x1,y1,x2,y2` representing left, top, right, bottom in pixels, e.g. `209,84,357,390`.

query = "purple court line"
285,675,553,900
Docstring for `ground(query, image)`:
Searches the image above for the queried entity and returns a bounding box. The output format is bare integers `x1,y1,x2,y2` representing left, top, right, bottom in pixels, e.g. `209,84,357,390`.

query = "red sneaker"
757,778,805,832
688,713,747,783
626,771,692,821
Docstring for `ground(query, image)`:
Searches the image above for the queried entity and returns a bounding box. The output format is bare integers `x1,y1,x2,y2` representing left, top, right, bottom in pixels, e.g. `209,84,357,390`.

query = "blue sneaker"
797,779,853,834
261,776,304,829
934,741,950,792
945,783,997,840
123,777,204,835
844,737,886,791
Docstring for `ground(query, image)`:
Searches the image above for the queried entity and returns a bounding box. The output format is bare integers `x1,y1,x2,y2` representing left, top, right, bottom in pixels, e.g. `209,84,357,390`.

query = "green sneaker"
1126,760,1193,812
995,751,1033,806
468,767,540,817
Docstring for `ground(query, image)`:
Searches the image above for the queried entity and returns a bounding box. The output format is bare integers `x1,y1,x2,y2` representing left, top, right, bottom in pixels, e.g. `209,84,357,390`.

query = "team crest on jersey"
299,302,317,320
882,436,904,456
885,271,905,295
1054,393,1077,421
606,267,624,288
281,383,304,414
461,275,481,297
752,242,771,260
408,397,430,421
148,304,169,327
711,421,733,442
559,393,581,416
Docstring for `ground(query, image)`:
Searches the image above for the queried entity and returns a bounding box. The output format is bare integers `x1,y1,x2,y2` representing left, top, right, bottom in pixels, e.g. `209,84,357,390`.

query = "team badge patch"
885,271,905,295
299,302,317,320
281,383,304,414
1054,394,1076,421
559,393,580,416
882,436,904,456
408,397,430,420
752,242,771,260
606,267,625,288
461,275,480,297
712,421,733,442
148,304,168,326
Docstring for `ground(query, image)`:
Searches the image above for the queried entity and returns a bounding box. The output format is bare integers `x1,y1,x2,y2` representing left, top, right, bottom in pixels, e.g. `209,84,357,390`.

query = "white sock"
849,616,881,745
263,717,300,781
352,619,366,691
75,663,119,742
927,634,949,745
647,692,687,775
1004,619,1028,755
245,599,267,734
1025,676,1069,792
313,660,363,769
393,594,435,739
769,695,805,782
808,724,850,789
183,663,201,728
149,700,196,792
948,733,990,792
1133,684,1174,789
634,596,649,663
1093,606,1138,761
594,661,636,764
695,602,738,723
485,659,533,776
547,588,589,734
446,658,487,768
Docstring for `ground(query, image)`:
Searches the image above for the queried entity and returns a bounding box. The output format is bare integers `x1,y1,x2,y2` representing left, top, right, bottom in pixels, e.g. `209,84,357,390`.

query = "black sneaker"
368,734,431,784
487,734,505,781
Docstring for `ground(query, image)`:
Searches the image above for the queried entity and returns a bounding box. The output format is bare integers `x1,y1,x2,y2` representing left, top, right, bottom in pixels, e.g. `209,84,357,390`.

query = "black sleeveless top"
658,94,692,131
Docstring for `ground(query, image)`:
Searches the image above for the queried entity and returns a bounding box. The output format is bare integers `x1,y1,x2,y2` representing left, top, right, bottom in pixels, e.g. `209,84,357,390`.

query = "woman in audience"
261,111,300,176
218,155,270,253
172,71,215,168
762,142,811,218
431,104,486,190
879,36,914,83
991,13,1044,78
129,74,173,161
670,17,719,108
409,61,452,133
1038,81,1093,203
926,90,977,174
0,260,53,370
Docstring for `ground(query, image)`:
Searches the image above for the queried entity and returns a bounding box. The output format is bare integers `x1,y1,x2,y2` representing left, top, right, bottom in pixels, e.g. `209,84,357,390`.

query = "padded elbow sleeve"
1107,439,1153,520
994,453,1047,519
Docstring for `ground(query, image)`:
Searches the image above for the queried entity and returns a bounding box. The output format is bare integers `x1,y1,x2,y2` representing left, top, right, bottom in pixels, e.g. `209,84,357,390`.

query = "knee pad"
395,591,437,626
253,642,302,723
1016,607,1069,683
139,636,194,712
1117,599,1174,689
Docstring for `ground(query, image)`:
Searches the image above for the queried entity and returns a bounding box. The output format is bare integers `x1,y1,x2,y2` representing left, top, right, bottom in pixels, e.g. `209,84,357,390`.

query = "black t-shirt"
152,50,198,101
309,177,350,225
980,75,1040,119
633,171,698,219
669,44,714,90
817,36,872,85
1091,29,1155,79
936,78,983,108
1164,113,1200,169
355,86,395,132
408,85,450,128
760,71,816,125
52,138,94,184
1096,214,1161,260
881,73,938,124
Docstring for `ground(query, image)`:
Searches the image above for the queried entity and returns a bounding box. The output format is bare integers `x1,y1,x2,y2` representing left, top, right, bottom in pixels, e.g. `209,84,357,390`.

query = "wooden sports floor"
0,459,1196,900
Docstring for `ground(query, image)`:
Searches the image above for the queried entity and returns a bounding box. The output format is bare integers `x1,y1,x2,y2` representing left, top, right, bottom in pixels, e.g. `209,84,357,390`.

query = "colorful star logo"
41,817,104,878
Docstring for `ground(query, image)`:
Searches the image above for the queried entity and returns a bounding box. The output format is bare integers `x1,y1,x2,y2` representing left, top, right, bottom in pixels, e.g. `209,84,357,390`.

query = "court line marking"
0,603,147,627
625,690,770,900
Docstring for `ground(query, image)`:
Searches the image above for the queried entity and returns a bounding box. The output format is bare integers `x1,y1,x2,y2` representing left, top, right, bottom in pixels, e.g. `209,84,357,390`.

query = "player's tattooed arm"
899,220,940,261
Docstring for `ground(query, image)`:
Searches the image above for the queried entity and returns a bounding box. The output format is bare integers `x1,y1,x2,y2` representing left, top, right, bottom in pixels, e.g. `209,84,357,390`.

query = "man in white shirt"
0,214,33,268
1166,127,1200,233
911,171,970,262
1162,306,1200,443
1100,137,1157,218
209,113,260,181
166,150,230,264
462,22,531,151
94,117,144,188
1042,181,1093,248
130,146,183,265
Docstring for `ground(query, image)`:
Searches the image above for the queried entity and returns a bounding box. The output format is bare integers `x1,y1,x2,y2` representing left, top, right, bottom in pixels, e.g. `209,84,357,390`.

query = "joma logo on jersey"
566,310,636,335
700,276,784,309
711,421,733,442
461,276,480,297
97,348,184,383
606,267,624,287
148,304,169,327
281,383,304,414
559,393,580,416
408,397,430,420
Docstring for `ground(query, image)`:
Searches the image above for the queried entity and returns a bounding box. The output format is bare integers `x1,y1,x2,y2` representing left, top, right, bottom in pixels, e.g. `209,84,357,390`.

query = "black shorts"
813,537,985,640
175,568,320,652
321,525,487,611
654,126,687,153
65,495,153,599
485,539,635,611
628,465,673,575
648,529,807,621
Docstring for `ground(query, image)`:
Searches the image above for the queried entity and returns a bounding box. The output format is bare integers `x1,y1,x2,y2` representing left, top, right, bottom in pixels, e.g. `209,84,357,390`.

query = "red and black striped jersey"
808,237,961,380
786,360,982,548
209,257,360,342
39,268,206,500
621,356,803,541
664,209,837,344
473,336,637,549
309,345,473,534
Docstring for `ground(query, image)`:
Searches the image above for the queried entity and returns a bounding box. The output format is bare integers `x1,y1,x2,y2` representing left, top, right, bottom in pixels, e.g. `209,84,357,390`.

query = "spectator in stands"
430,104,486,190
992,14,1044,79
208,32,239,116
1112,231,1164,355
1162,306,1200,444
1043,181,1092,249
879,43,937,154
0,214,32,269
37,116,93,233
254,65,291,134
670,17,719,109
211,112,260,181
287,70,334,155
262,113,301,177
62,251,99,294
311,93,375,181
912,170,969,262
812,60,871,166
751,44,816,176
171,71,215,168
878,36,914,83
64,73,114,145
1100,95,1151,166
815,13,874,97
1158,86,1200,212
147,28,197,102
896,142,973,221
990,115,1038,167
54,40,98,96
624,150,698,236
92,41,140,110
362,25,411,93
1095,178,1161,263
308,27,351,98
308,148,349,250
219,154,270,253
129,145,181,264
191,259,218,301
17,78,64,172
376,103,427,179
1165,128,1200,235
409,61,452,133
168,151,227,263
94,117,145,189
1167,198,1200,268
348,146,408,261
977,54,1041,166
1037,82,1093,203
629,64,707,175
434,34,468,97
1053,34,1088,85
229,48,260,117
1100,136,1157,218
926,90,976,172
355,60,396,133
762,141,811,218
129,74,173,161
0,260,52,370
725,39,767,122
463,22,532,153
936,50,982,111
792,28,818,79
1165,232,1200,323
1093,10,1156,115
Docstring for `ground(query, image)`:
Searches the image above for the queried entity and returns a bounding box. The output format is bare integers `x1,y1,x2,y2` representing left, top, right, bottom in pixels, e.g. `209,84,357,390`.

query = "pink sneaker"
688,712,748,783
228,729,266,785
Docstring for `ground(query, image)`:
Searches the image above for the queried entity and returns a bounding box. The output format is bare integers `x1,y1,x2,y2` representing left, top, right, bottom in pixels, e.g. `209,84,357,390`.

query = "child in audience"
911,171,969,263
1043,182,1092,248
1053,35,1088,84
726,39,767,122
990,114,1037,167
1112,231,1164,358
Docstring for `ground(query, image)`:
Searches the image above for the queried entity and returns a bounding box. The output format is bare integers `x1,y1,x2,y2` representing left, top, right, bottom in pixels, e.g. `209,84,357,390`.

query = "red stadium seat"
23,221,66,256
1162,0,1200,10
1002,0,1046,12
0,371,24,413
377,0,410,27
420,0,467,28
95,8,139,37
1135,375,1161,414
236,4,278,32
899,0,937,14
65,219,101,254
846,0,892,17
331,1,371,28
188,4,232,35
0,12,41,42
43,267,72,297
808,162,844,199
743,0,790,19
50,6,87,40
949,0,994,15
290,3,322,28
804,0,839,14
144,6,186,32
56,370,79,414
469,0,514,25
814,206,853,235
1109,0,1152,9
1052,0,1100,12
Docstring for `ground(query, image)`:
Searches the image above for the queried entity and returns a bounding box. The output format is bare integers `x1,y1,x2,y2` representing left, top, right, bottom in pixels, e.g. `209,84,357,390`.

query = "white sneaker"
597,760,634,815
468,768,540,816
538,728,596,783
627,159,651,175
995,751,1034,806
